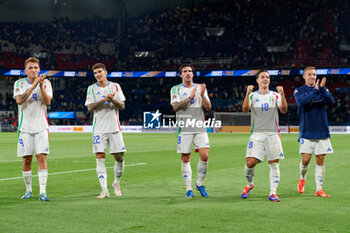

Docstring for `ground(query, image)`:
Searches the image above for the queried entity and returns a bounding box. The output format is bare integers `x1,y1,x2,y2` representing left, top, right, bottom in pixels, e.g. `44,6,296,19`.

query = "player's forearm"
40,88,51,106
87,99,107,111
16,86,36,105
172,97,191,112
242,92,251,113
279,95,288,114
202,97,211,111
294,90,317,107
111,99,125,110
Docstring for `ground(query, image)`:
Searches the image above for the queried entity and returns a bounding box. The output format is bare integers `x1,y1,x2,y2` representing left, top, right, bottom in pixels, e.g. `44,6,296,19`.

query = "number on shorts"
261,103,269,111
93,135,100,144
190,98,195,104
248,141,253,149
19,138,24,147
177,136,181,144
32,93,37,101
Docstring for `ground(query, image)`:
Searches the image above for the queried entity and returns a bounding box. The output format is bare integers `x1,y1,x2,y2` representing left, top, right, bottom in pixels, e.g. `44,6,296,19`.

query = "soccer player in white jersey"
170,64,211,198
13,57,52,201
241,70,288,202
85,63,126,199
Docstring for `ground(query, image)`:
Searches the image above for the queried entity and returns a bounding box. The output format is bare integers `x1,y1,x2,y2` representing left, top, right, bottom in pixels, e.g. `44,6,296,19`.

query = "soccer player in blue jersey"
294,66,334,197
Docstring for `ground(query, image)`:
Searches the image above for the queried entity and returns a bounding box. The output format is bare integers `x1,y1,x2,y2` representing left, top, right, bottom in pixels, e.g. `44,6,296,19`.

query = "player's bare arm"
87,97,109,111
200,83,211,111
39,74,52,106
107,93,125,110
242,85,254,113
15,78,40,105
276,86,288,114
172,85,197,112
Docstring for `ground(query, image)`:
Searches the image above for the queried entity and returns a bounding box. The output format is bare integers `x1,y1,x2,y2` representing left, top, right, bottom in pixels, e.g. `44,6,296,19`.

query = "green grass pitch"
0,133,349,233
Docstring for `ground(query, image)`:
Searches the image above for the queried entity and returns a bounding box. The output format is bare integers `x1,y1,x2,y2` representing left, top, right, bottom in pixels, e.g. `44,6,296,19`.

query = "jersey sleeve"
43,79,53,98
85,85,95,106
13,80,25,98
114,83,126,102
170,86,181,105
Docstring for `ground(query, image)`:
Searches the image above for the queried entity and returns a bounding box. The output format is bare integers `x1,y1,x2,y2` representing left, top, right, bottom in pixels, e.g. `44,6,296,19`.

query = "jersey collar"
257,90,270,95
181,83,195,88
26,77,31,84
96,81,110,88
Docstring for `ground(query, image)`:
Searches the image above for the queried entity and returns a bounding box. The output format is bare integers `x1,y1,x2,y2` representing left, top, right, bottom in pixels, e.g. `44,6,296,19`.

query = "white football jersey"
13,77,53,133
170,83,210,134
85,81,125,134
248,90,282,133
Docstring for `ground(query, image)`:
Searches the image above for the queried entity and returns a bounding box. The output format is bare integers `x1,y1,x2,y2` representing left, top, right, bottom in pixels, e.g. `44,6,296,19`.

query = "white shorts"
93,131,126,154
245,132,284,162
299,138,333,155
17,130,50,157
177,132,210,154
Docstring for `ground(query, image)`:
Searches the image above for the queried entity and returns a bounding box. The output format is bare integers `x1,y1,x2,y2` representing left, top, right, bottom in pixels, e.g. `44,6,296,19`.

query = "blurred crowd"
0,0,349,71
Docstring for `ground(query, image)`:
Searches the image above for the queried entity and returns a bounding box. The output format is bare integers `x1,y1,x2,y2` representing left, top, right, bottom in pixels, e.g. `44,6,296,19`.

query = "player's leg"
314,138,333,197
22,155,33,199
315,154,330,197
94,133,109,199
194,133,210,197
241,157,258,199
181,153,193,198
110,132,126,196
242,133,264,199
112,152,124,196
18,131,33,199
36,153,50,201
298,138,314,194
267,159,280,202
266,134,283,202
35,130,50,201
196,148,209,197
178,134,194,198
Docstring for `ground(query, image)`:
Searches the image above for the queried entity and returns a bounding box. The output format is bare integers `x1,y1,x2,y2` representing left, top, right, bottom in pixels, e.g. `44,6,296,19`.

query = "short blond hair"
24,57,39,68
303,66,316,73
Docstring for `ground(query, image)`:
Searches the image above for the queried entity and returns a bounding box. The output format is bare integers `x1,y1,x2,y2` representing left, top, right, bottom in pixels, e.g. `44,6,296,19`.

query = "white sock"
244,164,255,187
300,161,309,180
196,159,208,186
114,161,124,184
181,162,192,191
269,163,280,195
96,159,108,192
22,170,32,192
315,165,325,191
38,169,48,194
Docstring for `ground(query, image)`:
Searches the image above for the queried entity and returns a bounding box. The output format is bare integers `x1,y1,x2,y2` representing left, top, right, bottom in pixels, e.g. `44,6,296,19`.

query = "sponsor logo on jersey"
327,147,332,152
96,91,101,95
183,92,188,96
255,99,260,102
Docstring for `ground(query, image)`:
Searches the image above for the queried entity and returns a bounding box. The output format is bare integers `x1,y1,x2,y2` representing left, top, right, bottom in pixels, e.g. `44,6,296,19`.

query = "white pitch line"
0,163,147,181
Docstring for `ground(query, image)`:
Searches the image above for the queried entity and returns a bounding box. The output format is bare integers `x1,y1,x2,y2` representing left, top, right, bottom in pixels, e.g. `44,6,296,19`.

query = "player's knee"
181,154,191,163
114,153,124,162
23,156,32,166
246,158,258,168
200,153,209,162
